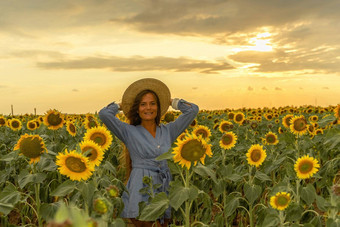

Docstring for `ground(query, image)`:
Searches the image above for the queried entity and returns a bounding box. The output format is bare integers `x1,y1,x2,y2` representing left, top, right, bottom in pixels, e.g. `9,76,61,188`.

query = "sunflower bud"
106,185,120,198
142,176,152,186
93,198,108,214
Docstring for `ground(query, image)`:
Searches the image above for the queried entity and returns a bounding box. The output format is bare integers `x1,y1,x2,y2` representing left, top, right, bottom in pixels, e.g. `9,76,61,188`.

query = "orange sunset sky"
0,0,339,115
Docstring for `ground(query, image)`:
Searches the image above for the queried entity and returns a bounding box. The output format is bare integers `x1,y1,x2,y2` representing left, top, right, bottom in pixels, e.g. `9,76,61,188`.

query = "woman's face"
138,92,158,122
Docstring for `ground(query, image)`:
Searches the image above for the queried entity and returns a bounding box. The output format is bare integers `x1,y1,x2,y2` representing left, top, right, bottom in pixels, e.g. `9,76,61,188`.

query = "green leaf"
156,149,174,161
0,151,17,162
255,170,271,182
102,161,117,175
169,181,189,211
18,170,47,188
315,195,327,212
0,202,14,216
38,156,57,172
51,180,76,197
111,218,127,227
244,183,262,205
224,195,239,217
285,203,303,222
40,202,61,222
138,192,169,221
78,181,96,208
301,184,316,206
262,213,279,227
193,164,217,183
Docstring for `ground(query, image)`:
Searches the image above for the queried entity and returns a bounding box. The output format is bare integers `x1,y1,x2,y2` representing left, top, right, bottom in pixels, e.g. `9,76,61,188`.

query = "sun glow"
248,32,273,52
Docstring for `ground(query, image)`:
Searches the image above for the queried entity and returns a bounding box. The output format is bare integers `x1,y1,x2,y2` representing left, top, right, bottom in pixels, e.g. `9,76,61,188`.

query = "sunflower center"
235,114,243,122
20,137,44,158
196,129,208,138
90,133,106,146
277,196,289,206
0,118,5,125
180,139,205,162
65,156,87,173
88,120,98,128
28,122,36,129
285,117,292,126
299,160,313,173
47,113,62,126
293,118,307,131
69,124,76,133
12,121,20,128
250,149,262,162
266,135,276,143
82,146,97,161
222,134,232,145
221,123,232,131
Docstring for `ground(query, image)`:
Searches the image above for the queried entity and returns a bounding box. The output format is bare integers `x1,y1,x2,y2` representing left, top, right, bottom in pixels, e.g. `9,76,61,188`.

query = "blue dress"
98,99,199,219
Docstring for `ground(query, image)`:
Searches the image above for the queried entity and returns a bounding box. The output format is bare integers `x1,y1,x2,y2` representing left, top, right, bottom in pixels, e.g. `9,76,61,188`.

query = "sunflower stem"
279,211,285,227
184,167,191,227
32,164,42,227
249,203,254,227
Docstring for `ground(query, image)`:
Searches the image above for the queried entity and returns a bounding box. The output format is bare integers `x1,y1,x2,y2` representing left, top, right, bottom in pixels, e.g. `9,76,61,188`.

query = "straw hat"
121,78,171,117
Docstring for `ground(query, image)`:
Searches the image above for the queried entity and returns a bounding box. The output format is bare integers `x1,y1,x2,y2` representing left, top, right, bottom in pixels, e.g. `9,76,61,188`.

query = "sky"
0,0,339,115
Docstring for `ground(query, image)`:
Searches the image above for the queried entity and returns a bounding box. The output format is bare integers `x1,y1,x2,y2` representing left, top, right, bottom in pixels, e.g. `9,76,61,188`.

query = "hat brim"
121,78,171,117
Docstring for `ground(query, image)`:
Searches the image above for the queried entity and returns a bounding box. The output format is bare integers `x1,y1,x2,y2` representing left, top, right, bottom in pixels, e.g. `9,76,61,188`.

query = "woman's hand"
169,99,173,105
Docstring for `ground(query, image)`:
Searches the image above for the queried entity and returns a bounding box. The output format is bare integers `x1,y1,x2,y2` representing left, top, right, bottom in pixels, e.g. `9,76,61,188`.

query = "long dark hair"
127,89,161,126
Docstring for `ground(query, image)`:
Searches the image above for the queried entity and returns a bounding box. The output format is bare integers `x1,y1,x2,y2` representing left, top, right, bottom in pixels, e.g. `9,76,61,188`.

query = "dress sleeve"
98,102,129,143
167,99,199,143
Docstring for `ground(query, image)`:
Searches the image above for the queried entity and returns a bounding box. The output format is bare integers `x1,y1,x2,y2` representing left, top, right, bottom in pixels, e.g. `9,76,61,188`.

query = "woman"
99,78,198,227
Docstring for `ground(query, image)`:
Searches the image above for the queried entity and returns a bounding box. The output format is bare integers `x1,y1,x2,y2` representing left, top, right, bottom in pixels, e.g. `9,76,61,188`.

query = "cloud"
0,85,8,88
248,86,254,91
275,87,282,91
262,87,267,90
322,87,329,90
72,89,79,92
192,87,198,90
37,55,234,74
110,0,340,35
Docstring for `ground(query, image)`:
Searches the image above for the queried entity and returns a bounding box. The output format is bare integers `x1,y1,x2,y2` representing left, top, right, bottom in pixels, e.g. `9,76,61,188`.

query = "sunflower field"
0,105,339,227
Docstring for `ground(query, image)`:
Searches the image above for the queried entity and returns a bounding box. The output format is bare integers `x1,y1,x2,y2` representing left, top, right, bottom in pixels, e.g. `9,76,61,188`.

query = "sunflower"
307,124,315,135
9,118,22,131
43,109,65,130
192,125,212,141
79,140,104,167
219,120,233,133
282,114,294,129
270,192,291,211
309,115,318,123
172,133,212,169
294,155,320,179
27,120,37,131
228,112,235,121
83,126,113,151
163,112,175,123
66,121,77,137
290,115,308,136
84,118,99,130
14,134,47,164
56,149,94,181
0,116,6,127
234,112,245,124
314,128,324,135
334,104,340,119
278,127,284,134
190,119,197,127
219,131,237,150
246,144,267,167
264,113,273,121
263,132,279,145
